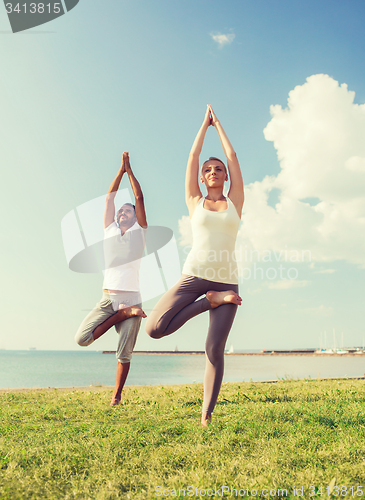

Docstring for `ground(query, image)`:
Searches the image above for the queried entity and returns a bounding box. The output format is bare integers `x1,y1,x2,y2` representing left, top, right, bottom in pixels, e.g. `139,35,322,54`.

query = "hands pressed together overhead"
204,104,219,128
121,151,132,174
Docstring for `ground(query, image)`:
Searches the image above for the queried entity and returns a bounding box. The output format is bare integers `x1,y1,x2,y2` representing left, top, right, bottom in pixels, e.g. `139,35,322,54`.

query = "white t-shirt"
102,221,146,292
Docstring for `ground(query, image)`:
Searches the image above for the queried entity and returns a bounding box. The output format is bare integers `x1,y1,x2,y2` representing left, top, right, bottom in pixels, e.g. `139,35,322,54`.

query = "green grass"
1,379,365,499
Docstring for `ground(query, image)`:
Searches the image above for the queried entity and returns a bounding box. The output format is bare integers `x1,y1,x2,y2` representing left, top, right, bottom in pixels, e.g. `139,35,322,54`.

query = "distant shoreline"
102,350,365,357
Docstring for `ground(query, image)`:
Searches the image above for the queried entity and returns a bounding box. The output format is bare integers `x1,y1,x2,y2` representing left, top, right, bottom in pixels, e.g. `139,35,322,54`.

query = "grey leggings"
145,275,238,415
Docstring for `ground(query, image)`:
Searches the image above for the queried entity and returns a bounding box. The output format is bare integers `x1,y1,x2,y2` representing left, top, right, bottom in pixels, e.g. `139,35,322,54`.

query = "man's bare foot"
201,414,212,427
206,290,242,308
118,304,147,319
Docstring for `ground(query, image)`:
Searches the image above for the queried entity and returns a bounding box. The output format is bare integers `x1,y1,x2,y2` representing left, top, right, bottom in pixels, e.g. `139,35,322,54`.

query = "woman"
146,105,244,426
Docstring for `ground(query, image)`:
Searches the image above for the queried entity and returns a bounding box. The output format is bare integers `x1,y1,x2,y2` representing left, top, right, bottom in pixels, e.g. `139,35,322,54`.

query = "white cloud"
210,32,235,48
346,156,365,173
267,280,310,290
241,74,365,268
178,215,192,247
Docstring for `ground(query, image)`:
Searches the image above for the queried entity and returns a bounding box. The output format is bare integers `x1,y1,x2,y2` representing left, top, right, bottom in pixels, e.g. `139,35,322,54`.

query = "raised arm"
125,154,148,229
185,106,212,217
209,105,244,216
104,152,127,229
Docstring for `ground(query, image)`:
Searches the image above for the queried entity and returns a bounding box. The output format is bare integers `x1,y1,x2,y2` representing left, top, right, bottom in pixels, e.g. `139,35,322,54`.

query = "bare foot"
206,290,242,309
201,414,212,427
117,304,147,319
110,395,121,406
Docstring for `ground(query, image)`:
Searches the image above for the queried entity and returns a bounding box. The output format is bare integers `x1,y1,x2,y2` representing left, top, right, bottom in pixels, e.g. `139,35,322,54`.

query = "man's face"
117,204,137,228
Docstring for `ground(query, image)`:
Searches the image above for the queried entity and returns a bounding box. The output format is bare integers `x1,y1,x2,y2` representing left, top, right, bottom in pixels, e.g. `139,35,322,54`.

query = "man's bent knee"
118,356,132,364
74,331,94,347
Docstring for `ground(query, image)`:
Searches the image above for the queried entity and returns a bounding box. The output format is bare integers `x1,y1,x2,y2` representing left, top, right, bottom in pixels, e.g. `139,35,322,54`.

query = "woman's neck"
205,188,226,202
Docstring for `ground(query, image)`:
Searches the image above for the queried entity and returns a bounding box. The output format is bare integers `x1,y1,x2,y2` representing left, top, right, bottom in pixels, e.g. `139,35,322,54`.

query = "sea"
0,350,364,389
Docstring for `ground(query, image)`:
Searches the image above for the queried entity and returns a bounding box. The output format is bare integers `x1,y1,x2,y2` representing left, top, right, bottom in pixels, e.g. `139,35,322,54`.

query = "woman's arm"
125,154,148,228
209,105,244,216
104,152,127,228
185,106,211,217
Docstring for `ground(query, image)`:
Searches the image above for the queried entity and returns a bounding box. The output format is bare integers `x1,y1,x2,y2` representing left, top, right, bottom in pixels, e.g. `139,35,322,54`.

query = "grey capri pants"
75,291,142,364
145,275,238,415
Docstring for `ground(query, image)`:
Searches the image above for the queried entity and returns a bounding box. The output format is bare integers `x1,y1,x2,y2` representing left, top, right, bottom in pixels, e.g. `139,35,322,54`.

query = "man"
75,152,147,406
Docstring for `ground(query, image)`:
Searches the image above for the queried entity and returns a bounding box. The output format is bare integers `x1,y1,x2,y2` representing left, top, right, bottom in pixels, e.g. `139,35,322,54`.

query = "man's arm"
125,154,148,228
104,152,127,229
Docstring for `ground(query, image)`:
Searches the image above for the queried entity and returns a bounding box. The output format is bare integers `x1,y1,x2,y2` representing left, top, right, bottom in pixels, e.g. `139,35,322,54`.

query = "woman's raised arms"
185,106,211,217
209,105,244,217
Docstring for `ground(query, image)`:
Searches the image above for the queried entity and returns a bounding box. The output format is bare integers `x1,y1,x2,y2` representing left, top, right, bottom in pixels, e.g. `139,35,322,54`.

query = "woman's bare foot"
110,395,121,406
201,414,212,427
118,304,147,319
206,290,242,308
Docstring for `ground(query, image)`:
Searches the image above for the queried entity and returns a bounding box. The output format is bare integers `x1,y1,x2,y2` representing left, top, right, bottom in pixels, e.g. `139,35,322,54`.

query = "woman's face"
200,160,228,188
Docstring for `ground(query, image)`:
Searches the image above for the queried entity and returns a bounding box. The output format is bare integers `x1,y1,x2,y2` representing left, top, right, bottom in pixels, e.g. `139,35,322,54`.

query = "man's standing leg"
110,313,142,406
111,361,131,405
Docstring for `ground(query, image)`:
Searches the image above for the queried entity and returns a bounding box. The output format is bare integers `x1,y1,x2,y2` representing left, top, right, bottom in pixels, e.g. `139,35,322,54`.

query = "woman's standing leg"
146,276,241,425
202,286,239,423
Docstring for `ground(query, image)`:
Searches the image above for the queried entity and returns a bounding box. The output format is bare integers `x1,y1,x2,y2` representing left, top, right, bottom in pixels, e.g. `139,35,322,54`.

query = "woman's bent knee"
145,318,166,339
145,325,164,339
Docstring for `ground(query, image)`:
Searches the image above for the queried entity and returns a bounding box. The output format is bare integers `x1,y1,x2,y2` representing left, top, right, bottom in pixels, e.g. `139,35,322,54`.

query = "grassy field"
1,379,365,499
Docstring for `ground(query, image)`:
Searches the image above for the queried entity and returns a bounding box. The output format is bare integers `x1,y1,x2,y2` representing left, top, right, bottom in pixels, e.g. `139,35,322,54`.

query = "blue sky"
1,0,364,352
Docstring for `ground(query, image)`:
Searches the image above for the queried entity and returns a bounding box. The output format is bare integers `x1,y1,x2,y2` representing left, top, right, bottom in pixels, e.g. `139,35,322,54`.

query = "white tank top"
182,197,241,284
